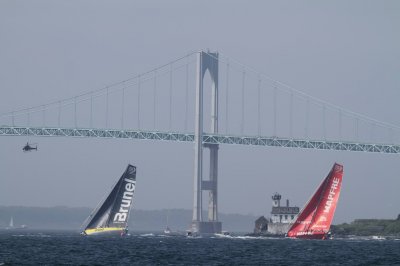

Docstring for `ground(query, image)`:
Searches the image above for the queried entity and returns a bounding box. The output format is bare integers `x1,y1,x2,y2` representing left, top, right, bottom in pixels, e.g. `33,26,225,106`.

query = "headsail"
287,163,343,239
82,164,137,236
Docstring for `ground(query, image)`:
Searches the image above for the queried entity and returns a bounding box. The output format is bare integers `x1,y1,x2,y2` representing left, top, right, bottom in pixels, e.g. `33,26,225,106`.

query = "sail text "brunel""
323,177,340,214
113,178,136,222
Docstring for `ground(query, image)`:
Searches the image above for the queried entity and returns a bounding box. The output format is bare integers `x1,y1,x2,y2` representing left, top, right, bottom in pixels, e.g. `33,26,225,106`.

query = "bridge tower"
191,50,221,234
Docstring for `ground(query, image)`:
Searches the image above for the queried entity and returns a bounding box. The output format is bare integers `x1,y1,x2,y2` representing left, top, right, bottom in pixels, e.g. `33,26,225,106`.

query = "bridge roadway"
1,126,399,154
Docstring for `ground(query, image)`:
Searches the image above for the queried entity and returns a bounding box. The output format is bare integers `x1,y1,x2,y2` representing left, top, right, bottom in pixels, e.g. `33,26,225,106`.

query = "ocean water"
0,231,399,265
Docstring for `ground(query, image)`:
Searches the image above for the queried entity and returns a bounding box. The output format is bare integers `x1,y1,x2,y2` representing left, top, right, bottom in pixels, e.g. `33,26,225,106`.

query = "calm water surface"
0,231,399,265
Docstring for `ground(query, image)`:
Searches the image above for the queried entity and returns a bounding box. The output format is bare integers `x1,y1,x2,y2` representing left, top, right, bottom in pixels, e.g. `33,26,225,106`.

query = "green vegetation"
331,215,400,236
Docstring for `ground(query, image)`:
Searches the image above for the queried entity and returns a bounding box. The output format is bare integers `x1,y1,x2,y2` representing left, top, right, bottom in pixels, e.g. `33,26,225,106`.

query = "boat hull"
83,227,127,236
288,233,328,240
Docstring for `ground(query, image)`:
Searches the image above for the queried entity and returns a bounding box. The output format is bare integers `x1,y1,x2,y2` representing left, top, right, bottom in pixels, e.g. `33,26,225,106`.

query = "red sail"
287,163,343,239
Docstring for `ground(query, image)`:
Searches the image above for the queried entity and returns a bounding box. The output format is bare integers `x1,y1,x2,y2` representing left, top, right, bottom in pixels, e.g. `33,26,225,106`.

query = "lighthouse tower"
272,193,281,207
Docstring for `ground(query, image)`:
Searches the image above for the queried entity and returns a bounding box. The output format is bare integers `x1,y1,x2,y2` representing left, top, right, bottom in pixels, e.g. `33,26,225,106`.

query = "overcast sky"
0,0,399,224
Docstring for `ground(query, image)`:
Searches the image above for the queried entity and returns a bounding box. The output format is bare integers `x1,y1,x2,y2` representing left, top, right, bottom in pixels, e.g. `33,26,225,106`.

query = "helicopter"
22,142,38,152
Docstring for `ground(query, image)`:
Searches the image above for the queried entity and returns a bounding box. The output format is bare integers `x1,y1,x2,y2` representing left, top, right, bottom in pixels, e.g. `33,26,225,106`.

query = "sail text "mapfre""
323,177,340,214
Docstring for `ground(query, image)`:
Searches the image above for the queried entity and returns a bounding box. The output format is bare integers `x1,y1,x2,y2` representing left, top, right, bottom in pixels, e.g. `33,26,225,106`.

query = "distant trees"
332,217,400,236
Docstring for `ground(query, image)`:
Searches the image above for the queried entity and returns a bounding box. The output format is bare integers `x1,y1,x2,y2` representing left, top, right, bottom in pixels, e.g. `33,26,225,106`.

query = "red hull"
288,232,328,240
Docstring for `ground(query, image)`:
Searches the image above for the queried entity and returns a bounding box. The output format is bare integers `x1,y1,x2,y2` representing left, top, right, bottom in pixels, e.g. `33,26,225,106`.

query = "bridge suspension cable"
196,52,400,145
225,60,230,134
169,64,173,130
153,70,157,129
185,59,189,131
215,52,400,132
241,69,245,135
137,75,141,130
1,51,198,132
1,50,399,148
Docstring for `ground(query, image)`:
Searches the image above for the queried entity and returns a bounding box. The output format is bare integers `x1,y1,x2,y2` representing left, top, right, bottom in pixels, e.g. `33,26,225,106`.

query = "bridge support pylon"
191,50,221,234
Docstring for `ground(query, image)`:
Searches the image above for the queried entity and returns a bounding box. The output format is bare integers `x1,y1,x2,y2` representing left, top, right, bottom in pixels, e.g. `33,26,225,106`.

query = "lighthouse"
272,193,282,207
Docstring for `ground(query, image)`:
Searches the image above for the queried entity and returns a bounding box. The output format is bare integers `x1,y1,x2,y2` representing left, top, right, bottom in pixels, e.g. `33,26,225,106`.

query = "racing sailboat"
81,164,137,236
164,211,171,234
5,217,14,230
287,163,343,240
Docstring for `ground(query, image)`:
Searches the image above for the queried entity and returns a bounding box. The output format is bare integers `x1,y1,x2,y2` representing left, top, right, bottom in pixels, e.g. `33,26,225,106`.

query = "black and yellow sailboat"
81,164,137,236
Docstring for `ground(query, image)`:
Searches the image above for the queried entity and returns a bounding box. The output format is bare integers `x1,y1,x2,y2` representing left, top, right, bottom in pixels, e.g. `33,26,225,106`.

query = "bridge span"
2,126,399,154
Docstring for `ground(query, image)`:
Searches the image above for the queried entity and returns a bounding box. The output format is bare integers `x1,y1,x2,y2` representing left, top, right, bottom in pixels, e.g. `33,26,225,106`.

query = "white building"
270,193,299,224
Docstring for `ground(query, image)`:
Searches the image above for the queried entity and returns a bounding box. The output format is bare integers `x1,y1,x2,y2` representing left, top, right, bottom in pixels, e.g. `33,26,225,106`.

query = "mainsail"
82,164,137,236
287,163,343,239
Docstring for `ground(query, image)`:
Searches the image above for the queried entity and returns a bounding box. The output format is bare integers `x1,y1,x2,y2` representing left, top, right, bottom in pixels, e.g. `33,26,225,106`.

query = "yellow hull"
84,227,126,236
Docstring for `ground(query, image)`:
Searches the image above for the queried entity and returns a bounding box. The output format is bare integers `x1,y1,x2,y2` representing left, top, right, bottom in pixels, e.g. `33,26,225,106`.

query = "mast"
125,168,137,230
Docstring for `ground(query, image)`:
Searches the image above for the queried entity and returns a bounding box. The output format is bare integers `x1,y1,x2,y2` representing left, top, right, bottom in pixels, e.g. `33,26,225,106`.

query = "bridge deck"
1,126,399,154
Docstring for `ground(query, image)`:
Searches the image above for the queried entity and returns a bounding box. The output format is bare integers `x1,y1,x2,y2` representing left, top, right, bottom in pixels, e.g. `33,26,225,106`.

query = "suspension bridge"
1,50,399,233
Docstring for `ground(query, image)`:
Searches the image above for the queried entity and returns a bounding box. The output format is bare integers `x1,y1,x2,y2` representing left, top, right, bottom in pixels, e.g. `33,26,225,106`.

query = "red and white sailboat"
287,163,344,240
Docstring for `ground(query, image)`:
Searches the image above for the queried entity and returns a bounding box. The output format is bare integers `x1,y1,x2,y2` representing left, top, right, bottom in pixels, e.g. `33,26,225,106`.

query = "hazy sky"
1,0,400,224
